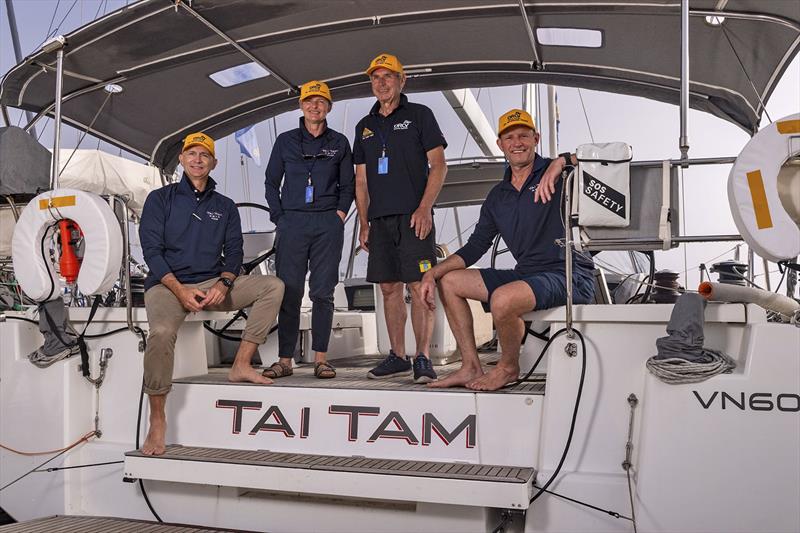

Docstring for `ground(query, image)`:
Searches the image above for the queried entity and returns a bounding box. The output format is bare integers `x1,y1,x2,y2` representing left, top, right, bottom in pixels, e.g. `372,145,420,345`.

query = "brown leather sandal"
262,361,293,379
314,361,336,379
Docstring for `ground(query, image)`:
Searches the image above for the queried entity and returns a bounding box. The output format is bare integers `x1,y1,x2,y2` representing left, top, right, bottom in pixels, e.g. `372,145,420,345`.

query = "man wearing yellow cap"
264,80,354,380
353,53,448,384
139,132,285,454
419,109,595,391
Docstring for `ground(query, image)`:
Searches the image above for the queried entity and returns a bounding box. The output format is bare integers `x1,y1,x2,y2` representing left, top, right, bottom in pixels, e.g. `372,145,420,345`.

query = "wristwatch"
559,152,575,167
218,277,234,289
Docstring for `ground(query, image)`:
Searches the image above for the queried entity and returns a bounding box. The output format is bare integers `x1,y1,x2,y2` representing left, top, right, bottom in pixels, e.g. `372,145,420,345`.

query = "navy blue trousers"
275,210,344,356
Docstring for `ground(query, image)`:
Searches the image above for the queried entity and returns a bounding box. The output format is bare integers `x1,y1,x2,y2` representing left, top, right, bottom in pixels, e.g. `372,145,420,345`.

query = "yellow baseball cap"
366,53,404,76
182,132,215,157
299,80,332,103
497,108,536,136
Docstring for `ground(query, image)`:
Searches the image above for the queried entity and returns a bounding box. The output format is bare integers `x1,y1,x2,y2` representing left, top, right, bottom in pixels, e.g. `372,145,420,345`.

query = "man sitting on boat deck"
420,109,595,391
353,53,448,384
138,132,285,455
264,80,354,380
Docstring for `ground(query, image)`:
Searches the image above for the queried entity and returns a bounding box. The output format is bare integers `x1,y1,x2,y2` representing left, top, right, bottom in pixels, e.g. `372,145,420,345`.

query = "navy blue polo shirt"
455,156,594,276
139,174,244,290
265,118,354,224
352,94,447,220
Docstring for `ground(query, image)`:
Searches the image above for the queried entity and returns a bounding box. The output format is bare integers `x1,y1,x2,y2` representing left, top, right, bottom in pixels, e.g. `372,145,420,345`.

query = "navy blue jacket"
140,174,243,290
455,156,594,276
265,118,354,224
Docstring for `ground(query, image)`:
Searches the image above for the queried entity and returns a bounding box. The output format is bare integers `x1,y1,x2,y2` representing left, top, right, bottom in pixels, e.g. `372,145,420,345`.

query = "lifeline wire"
0,431,97,492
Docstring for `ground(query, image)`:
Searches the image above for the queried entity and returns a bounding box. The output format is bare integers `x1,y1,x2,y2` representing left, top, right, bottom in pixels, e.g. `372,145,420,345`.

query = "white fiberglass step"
124,446,534,510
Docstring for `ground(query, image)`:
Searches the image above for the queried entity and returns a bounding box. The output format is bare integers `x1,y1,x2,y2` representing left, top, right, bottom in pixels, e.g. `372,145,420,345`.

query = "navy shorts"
478,268,595,312
366,214,437,283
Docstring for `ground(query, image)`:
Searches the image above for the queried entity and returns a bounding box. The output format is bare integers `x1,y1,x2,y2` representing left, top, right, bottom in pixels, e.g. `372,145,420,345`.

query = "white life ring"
728,114,800,262
11,189,123,302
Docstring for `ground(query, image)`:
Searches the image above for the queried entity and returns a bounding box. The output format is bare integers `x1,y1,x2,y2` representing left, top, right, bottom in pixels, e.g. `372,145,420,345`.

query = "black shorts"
366,214,437,283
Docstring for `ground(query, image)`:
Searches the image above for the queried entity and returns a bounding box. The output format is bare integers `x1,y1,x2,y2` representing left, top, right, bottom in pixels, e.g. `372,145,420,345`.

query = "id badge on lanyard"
376,120,390,175
378,148,389,175
305,173,314,204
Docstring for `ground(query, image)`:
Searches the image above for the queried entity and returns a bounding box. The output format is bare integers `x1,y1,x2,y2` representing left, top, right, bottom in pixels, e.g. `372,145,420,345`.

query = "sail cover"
1,0,798,172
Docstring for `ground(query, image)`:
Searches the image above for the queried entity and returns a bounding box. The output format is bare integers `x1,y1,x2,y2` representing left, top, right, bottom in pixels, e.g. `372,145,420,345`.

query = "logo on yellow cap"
497,108,535,136
182,132,215,157
299,80,332,103
366,53,404,76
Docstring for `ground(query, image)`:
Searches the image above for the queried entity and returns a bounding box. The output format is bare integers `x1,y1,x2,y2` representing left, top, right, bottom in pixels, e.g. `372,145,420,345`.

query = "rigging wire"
41,460,122,472
533,483,635,522
0,431,97,492
92,0,109,20
457,88,482,160
720,26,773,124
576,88,595,143
44,0,63,42
58,90,114,176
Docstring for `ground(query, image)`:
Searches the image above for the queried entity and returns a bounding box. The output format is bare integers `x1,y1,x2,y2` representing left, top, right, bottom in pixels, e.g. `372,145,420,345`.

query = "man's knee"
147,324,178,345
489,289,515,320
379,282,403,299
489,288,533,320
257,276,285,301
438,271,460,296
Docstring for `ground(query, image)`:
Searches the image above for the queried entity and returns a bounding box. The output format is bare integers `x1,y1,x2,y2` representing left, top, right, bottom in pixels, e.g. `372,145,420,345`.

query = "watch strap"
559,152,574,167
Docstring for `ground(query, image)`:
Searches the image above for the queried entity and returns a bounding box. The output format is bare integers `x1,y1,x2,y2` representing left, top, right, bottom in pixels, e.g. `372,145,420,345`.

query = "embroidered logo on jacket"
362,127,374,140
393,120,412,130
206,210,223,221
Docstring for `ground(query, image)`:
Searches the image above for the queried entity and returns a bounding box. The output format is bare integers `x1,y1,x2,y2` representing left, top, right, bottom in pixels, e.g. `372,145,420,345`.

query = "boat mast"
3,0,36,136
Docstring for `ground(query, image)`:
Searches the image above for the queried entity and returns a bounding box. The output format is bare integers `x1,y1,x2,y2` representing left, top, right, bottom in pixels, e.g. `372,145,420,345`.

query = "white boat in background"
0,1,798,532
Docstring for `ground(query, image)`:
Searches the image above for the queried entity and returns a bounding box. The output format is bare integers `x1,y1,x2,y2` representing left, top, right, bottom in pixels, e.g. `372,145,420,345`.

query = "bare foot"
142,418,166,456
228,365,273,385
428,366,483,389
466,365,519,391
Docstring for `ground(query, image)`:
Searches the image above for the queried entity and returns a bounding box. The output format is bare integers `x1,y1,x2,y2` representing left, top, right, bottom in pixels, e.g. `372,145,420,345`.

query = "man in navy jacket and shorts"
420,109,595,391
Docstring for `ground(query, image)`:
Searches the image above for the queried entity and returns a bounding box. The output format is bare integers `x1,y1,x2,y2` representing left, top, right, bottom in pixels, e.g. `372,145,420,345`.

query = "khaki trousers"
143,274,284,395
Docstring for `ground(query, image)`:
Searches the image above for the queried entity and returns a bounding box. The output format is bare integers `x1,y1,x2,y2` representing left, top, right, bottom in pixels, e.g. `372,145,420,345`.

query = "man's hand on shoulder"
536,156,569,204
410,205,433,240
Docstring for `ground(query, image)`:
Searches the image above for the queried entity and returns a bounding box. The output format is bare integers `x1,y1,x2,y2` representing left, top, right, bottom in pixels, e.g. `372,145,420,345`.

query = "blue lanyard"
373,115,391,157
298,129,331,184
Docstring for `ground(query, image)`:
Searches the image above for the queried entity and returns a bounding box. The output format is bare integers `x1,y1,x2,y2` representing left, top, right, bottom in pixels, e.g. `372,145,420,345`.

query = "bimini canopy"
2,0,798,173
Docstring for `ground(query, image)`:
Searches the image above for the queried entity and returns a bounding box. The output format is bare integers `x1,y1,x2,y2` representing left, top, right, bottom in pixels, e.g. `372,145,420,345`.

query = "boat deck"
0,515,254,532
127,445,535,483
177,353,546,395
123,446,535,509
